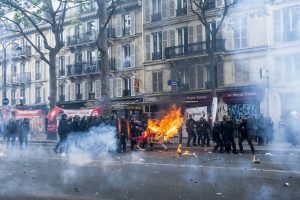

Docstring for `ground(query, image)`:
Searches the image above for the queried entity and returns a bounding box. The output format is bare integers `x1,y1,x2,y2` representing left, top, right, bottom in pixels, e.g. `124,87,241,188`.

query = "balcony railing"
76,93,82,100
176,6,187,16
123,89,131,97
123,27,130,36
152,52,162,61
59,95,65,102
109,58,116,70
151,13,162,22
107,27,116,38
88,92,95,100
67,61,101,77
7,72,31,84
165,40,225,59
11,46,31,58
35,73,42,80
66,31,97,46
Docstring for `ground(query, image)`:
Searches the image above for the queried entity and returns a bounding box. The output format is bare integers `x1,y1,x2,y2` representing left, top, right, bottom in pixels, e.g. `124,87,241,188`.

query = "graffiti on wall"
30,118,45,135
228,103,260,120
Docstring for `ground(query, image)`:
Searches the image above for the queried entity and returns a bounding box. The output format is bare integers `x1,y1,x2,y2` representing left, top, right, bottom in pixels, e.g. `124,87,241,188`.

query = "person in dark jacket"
212,122,224,153
19,118,30,149
186,115,197,147
118,117,128,152
220,115,237,154
238,118,255,154
196,117,211,147
6,117,18,148
53,114,70,154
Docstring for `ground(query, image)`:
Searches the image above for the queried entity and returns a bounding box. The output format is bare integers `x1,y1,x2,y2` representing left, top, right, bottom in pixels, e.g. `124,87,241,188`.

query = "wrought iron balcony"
151,13,162,22
176,6,187,16
123,89,131,97
88,92,95,100
67,62,101,77
109,58,116,70
66,31,97,47
8,72,31,84
165,40,225,59
11,46,31,58
152,52,162,61
123,27,130,36
107,27,116,38
35,73,42,80
59,95,65,102
76,93,82,100
203,0,216,11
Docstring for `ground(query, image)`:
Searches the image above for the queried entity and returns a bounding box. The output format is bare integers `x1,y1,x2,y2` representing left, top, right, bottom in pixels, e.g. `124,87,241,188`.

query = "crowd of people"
3,117,30,149
186,114,276,155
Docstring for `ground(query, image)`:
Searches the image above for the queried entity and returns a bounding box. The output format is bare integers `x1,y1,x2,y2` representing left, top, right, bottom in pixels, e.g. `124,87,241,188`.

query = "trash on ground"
217,193,222,195
265,153,274,156
284,182,290,187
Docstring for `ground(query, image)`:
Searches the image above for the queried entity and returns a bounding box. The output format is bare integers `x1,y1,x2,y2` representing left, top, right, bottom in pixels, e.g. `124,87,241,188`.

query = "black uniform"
212,123,224,153
238,119,255,154
196,118,211,147
186,117,197,147
53,117,70,154
6,119,18,148
119,118,128,152
19,119,30,149
220,119,237,154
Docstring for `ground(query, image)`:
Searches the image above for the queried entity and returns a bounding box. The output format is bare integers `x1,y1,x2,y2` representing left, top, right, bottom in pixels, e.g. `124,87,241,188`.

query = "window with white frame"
152,0,161,14
35,60,41,80
152,71,163,92
273,5,300,43
234,60,250,84
59,56,65,76
87,21,95,33
152,32,162,60
36,35,42,50
123,45,131,68
274,54,300,83
123,14,131,36
35,87,41,103
233,17,248,49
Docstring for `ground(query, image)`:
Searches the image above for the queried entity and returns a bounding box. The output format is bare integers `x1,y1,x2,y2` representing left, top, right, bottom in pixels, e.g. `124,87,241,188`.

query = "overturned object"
252,155,260,163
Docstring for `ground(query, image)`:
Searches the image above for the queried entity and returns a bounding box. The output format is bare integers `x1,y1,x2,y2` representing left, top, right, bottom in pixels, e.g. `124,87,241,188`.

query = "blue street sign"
168,80,178,86
2,97,9,106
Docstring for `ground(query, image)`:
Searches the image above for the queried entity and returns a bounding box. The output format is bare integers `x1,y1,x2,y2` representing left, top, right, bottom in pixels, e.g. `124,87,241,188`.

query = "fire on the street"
144,105,184,142
176,144,197,157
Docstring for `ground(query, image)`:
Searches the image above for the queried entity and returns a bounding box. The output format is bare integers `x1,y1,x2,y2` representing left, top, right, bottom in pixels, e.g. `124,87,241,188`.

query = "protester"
19,118,30,149
220,115,237,154
53,114,70,154
6,117,18,148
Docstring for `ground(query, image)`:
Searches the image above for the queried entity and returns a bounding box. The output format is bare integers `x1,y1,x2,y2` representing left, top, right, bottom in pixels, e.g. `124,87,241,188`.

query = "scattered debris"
24,164,30,166
252,155,260,163
217,193,222,195
158,150,163,153
265,153,274,156
116,157,120,159
230,160,233,163
175,144,197,157
0,153,5,157
284,182,290,187
140,158,145,162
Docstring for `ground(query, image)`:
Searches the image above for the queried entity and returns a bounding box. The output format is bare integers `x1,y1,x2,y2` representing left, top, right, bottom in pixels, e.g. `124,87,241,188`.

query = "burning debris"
175,144,197,158
144,105,184,142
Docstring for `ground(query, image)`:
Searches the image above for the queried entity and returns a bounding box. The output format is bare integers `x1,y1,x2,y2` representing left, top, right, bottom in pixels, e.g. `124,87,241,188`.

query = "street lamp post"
0,42,22,99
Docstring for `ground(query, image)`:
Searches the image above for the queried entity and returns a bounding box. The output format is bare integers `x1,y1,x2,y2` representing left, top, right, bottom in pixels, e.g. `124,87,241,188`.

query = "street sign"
167,80,178,86
2,97,9,106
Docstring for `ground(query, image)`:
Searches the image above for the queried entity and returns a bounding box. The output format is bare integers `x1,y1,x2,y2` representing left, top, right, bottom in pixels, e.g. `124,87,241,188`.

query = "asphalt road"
0,144,299,200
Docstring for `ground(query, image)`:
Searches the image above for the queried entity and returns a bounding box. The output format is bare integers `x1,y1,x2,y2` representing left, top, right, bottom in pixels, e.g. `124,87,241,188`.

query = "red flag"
90,106,102,116
46,106,63,121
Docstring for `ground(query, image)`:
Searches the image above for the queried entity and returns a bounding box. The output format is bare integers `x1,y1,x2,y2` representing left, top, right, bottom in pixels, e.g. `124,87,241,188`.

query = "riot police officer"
186,115,197,147
220,115,237,154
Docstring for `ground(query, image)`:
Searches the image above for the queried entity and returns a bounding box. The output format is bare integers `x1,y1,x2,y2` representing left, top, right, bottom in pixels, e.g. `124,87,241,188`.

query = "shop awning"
111,98,143,109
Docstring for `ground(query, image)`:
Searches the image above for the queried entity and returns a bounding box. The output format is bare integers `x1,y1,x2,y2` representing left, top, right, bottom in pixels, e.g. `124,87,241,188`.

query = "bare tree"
190,0,236,97
0,0,69,108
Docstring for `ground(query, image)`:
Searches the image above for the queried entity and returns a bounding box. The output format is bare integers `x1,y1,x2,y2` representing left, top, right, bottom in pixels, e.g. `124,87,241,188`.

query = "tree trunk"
98,0,111,117
49,52,57,109
209,35,217,98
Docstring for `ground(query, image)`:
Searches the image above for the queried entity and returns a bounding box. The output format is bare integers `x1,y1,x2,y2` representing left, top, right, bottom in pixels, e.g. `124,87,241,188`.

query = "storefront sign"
63,107,101,117
184,93,213,104
222,91,263,103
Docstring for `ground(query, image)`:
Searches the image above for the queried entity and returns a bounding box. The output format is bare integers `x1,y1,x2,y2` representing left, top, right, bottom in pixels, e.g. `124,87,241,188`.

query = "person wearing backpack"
6,118,18,148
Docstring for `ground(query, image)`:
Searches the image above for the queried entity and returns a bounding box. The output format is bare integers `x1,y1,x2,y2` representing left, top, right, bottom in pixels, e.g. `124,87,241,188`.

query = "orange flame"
144,105,184,142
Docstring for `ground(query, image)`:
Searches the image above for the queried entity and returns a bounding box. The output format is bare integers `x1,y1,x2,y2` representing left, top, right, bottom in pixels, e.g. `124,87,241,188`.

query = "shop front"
111,98,144,119
221,89,264,121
